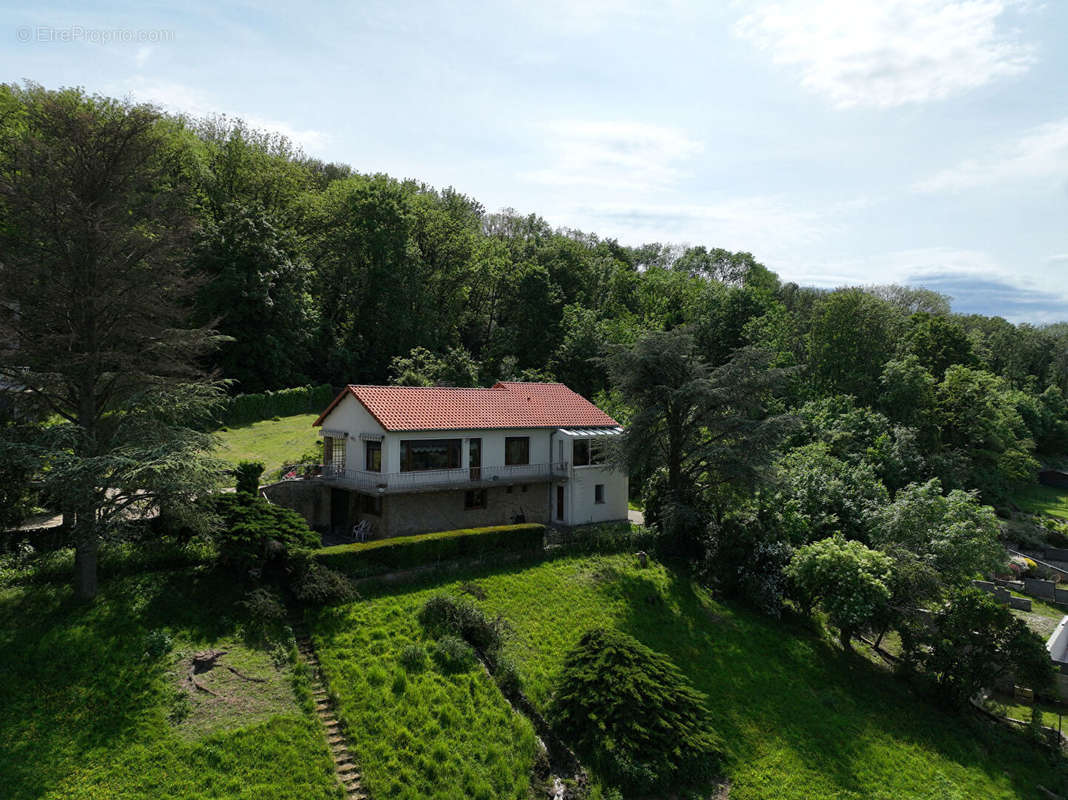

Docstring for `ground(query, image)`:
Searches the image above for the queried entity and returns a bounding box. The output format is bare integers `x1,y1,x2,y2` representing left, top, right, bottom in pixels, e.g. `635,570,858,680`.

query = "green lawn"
309,554,1066,799
1015,484,1068,520
215,413,320,479
0,570,341,800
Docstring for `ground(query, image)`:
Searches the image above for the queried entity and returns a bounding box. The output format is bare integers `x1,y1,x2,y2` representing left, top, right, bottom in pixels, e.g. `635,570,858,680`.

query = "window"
573,439,590,466
573,438,606,466
595,484,605,504
465,489,487,509
505,436,529,465
331,438,346,470
360,493,382,516
365,440,381,472
400,439,461,471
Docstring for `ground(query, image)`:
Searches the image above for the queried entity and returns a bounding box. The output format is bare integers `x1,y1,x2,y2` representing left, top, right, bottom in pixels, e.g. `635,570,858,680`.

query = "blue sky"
4,0,1068,321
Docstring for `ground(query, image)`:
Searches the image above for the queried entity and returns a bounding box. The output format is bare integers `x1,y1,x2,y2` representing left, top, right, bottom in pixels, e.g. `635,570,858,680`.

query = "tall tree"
809,288,901,404
0,84,223,599
608,328,794,547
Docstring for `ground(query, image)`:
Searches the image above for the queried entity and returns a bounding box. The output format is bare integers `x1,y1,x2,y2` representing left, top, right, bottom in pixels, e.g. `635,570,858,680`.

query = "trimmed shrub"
206,492,320,573
234,461,265,495
549,628,723,793
220,384,335,427
315,523,545,573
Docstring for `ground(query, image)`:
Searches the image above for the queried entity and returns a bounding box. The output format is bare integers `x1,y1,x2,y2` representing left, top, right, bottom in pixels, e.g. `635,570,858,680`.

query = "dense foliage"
901,588,1054,708
206,492,320,573
549,627,723,793
786,536,894,649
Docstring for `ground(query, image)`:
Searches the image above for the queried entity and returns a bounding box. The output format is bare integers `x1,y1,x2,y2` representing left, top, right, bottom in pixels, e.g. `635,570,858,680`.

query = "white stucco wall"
318,393,386,472
565,464,628,525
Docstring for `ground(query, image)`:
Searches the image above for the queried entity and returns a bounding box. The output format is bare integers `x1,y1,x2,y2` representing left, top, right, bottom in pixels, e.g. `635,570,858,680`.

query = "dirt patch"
168,640,300,740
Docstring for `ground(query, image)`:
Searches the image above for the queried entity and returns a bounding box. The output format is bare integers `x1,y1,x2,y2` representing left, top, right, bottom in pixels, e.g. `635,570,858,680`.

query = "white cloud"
915,118,1068,192
135,46,154,67
523,121,703,193
734,0,1037,108
118,80,330,155
781,246,1068,320
547,194,859,263
786,246,1010,287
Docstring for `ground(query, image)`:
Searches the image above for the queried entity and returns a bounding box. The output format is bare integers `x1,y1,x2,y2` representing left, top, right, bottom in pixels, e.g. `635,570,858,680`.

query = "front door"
556,485,565,522
469,438,481,480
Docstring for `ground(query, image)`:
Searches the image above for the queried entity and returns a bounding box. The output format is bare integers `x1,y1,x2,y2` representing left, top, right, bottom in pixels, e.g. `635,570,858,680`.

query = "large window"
505,436,529,465
573,438,605,466
365,440,381,472
573,439,590,466
400,439,461,471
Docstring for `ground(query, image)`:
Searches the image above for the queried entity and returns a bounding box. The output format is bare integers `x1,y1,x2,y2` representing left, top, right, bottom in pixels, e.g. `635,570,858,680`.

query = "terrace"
317,461,571,494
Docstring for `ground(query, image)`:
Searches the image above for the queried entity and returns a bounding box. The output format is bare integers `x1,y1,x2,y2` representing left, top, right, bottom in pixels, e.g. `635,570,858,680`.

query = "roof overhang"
556,427,624,437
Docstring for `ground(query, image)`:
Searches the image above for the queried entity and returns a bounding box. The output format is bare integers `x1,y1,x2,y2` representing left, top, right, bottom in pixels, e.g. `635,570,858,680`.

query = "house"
308,381,628,538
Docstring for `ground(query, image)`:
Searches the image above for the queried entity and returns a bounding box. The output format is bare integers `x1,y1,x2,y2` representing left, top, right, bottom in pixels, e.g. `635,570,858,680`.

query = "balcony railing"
318,462,570,493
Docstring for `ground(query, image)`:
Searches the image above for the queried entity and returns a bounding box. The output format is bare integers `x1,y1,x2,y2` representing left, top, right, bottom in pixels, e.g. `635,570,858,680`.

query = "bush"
491,652,522,696
240,586,287,625
220,384,335,427
417,594,502,655
315,524,545,573
234,461,265,495
292,559,359,606
142,629,173,660
549,627,723,793
432,635,476,673
206,492,320,573
399,642,428,673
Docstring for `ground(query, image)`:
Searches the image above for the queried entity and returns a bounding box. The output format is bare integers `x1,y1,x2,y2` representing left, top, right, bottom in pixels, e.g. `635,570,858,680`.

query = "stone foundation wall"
382,484,550,538
262,480,331,529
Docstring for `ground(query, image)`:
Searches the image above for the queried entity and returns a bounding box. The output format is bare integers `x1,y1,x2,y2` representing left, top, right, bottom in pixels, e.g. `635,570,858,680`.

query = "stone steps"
291,617,368,799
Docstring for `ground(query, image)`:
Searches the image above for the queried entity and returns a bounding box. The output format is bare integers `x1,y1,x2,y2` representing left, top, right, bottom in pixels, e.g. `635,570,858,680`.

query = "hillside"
309,553,1065,799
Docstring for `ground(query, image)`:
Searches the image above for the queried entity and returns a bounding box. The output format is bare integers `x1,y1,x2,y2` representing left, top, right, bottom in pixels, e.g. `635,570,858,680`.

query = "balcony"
318,462,571,493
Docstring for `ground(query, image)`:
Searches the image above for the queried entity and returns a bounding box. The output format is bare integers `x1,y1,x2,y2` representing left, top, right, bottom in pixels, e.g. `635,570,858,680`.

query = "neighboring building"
306,382,628,538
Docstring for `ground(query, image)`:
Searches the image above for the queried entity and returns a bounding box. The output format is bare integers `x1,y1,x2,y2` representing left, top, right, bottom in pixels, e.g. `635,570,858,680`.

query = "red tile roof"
313,382,620,431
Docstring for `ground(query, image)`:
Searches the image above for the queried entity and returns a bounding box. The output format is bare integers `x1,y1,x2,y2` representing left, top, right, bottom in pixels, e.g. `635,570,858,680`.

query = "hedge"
220,384,336,427
315,523,546,573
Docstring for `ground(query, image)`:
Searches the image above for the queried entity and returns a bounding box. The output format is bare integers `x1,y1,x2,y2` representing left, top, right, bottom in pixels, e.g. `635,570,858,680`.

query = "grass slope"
310,554,1066,799
0,570,341,800
312,600,538,800
1015,485,1068,521
215,413,320,478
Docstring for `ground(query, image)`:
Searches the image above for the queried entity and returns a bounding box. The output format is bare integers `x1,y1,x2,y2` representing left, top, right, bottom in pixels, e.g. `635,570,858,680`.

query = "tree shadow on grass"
0,567,249,800
606,567,1067,799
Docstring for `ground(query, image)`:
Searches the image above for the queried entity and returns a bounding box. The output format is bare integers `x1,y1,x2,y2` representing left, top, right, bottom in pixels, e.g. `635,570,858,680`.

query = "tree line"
1,82,1066,621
